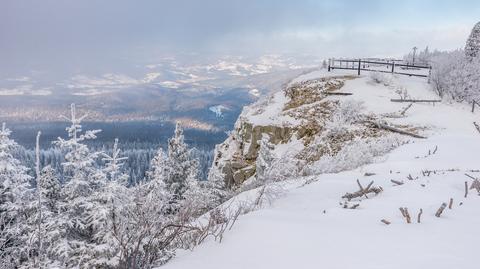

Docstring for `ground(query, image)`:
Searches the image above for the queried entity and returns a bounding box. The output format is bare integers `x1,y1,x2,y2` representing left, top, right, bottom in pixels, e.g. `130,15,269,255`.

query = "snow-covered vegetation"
0,105,231,268
419,22,480,102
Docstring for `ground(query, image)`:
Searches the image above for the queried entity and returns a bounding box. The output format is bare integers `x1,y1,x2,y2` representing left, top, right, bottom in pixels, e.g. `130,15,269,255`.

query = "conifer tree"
0,123,33,267
465,21,480,59
165,123,199,201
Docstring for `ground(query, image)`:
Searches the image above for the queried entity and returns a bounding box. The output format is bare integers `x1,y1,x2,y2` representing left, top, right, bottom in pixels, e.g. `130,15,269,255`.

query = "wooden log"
417,208,423,223
435,203,447,217
390,99,441,103
367,121,426,139
381,219,391,225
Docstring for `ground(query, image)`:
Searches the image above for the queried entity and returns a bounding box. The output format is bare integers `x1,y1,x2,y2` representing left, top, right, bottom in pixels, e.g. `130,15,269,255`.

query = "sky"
1,0,480,74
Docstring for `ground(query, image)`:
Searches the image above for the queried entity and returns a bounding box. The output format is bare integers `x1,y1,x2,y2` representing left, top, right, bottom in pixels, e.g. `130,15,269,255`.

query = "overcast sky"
1,0,479,74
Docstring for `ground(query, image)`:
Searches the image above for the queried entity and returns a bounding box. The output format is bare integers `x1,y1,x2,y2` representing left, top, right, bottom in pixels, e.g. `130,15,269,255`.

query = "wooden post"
328,59,331,72
391,62,395,73
357,59,361,76
427,66,432,84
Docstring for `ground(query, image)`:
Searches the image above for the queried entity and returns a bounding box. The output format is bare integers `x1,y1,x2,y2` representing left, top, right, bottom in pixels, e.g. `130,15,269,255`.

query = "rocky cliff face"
210,73,383,188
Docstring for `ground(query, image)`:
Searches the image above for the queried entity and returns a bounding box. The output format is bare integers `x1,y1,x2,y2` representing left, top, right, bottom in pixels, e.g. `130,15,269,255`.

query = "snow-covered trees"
465,22,480,59
0,123,33,268
427,22,480,102
0,106,230,268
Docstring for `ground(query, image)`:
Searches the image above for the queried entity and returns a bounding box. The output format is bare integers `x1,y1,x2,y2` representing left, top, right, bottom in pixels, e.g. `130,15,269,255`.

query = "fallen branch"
390,99,441,103
448,198,453,209
342,179,383,201
399,207,411,223
391,179,404,186
325,92,353,96
381,219,391,225
474,122,480,134
435,203,447,217
470,179,480,194
367,121,426,139
400,103,413,116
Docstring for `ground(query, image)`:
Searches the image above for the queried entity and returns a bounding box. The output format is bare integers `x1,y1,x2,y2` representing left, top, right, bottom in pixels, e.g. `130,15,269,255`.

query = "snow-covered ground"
164,69,480,269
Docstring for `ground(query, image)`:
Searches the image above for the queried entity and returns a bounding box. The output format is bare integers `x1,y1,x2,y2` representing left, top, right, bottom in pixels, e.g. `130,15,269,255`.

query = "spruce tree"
465,21,480,59
0,123,33,267
165,123,199,201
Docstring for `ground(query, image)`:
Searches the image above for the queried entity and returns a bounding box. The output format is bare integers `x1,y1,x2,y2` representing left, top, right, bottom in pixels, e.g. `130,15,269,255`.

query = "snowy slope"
164,69,480,269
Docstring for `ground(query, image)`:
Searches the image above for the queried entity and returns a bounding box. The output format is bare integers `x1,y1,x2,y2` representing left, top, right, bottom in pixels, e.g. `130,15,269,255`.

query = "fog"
2,0,479,76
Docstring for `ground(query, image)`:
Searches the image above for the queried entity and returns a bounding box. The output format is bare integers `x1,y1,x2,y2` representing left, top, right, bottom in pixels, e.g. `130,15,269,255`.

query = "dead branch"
381,219,391,225
448,198,453,209
325,92,353,96
390,99,441,103
474,122,480,134
400,103,413,116
417,208,423,223
391,179,404,186
465,181,469,198
342,179,383,201
435,203,447,217
407,174,414,180
367,120,426,139
364,172,376,176
432,145,438,154
470,179,480,194
465,173,476,180
399,207,411,223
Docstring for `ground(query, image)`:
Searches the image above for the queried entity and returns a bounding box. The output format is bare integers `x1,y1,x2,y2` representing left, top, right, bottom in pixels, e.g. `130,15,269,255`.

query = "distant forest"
9,121,228,183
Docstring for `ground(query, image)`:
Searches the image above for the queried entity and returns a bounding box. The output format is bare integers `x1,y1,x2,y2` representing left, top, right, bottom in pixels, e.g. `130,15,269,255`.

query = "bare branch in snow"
342,179,382,201
417,209,423,223
435,203,447,217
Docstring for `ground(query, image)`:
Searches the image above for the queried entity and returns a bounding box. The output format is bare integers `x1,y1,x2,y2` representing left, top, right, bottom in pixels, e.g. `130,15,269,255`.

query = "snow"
209,105,229,118
163,69,480,269
242,90,299,126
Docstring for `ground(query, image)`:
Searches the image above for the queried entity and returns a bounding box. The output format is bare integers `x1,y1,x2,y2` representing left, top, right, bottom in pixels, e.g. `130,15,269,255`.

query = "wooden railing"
328,58,432,79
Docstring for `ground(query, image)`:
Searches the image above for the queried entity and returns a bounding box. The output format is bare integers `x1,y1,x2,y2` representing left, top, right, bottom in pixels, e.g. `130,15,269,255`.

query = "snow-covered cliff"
210,70,425,189
166,68,480,269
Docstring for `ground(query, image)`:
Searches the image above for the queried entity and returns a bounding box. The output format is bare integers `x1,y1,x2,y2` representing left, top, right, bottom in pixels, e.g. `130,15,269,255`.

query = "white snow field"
164,69,480,269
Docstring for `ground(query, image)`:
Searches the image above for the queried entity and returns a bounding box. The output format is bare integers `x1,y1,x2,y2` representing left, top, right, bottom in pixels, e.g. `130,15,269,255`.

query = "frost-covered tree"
0,123,33,268
101,138,128,183
53,104,104,267
255,134,275,184
165,123,199,201
205,167,230,206
465,21,480,59
147,147,169,185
